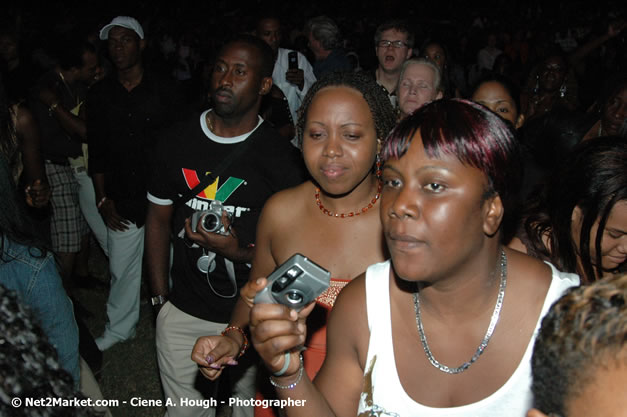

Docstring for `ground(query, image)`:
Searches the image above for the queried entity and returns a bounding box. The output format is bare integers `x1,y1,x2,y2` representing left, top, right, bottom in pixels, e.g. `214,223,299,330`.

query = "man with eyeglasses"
372,20,414,108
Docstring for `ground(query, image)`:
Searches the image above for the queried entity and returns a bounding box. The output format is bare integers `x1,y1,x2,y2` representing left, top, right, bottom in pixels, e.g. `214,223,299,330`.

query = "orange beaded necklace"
314,181,382,218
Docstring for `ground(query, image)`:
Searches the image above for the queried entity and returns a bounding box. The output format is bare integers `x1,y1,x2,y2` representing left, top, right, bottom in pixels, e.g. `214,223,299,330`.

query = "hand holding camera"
184,201,247,262
286,52,304,90
190,200,231,235
254,253,330,311
250,253,330,378
285,68,304,90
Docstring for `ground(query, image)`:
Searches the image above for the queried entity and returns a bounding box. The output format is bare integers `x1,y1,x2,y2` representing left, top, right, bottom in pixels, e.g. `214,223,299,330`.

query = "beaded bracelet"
269,353,304,390
221,326,249,358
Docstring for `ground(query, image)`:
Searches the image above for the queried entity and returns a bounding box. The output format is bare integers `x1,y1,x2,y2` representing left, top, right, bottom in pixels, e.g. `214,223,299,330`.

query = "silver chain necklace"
413,249,507,374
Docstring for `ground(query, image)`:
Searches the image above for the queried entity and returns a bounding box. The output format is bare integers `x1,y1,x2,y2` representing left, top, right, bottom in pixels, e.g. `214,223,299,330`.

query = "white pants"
156,302,255,417
73,169,109,256
80,357,113,417
100,223,144,344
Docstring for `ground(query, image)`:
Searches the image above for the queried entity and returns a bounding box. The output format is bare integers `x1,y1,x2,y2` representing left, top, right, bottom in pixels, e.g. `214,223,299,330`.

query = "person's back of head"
305,16,341,51
0,284,97,416
529,273,627,417
53,38,96,72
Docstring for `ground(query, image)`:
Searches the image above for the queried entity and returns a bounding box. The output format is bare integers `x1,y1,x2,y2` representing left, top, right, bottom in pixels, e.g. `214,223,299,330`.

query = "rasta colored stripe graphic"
215,177,246,201
181,168,245,202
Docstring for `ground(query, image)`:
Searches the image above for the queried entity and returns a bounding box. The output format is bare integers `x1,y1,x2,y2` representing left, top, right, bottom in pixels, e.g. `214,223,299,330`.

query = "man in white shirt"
254,16,316,136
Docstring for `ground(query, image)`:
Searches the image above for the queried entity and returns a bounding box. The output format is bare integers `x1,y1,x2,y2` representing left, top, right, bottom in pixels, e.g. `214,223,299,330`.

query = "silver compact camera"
190,201,230,235
254,253,331,311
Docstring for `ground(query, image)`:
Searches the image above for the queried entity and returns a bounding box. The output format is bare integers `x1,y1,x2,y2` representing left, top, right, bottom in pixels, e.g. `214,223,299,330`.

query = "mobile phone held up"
288,51,298,70
254,253,330,311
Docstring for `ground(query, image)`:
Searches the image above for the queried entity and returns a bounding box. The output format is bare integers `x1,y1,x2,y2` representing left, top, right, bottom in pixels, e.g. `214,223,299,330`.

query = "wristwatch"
151,295,168,306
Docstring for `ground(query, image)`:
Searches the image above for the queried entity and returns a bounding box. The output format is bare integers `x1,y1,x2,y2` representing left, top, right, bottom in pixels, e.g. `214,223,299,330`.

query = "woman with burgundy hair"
247,99,579,417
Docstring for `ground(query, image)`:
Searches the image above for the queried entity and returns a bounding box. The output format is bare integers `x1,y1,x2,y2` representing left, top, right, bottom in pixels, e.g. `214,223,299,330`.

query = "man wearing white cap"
87,16,185,351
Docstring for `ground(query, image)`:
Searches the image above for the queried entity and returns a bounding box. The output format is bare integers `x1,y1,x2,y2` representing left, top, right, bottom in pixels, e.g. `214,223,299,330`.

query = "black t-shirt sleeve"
148,136,175,202
257,126,308,192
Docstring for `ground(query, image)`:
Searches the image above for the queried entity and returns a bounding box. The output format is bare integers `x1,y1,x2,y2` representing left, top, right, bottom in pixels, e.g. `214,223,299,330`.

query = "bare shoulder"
508,247,552,279
263,181,310,212
507,236,528,254
259,181,311,224
506,247,553,304
13,103,34,125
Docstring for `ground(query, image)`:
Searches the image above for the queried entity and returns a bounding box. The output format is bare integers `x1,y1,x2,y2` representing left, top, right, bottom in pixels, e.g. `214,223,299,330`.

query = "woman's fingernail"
256,278,263,285
290,309,298,319
209,363,221,369
227,359,238,366
205,355,214,364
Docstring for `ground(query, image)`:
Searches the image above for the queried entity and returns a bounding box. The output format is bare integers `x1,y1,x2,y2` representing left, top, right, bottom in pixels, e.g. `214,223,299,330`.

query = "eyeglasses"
377,40,408,49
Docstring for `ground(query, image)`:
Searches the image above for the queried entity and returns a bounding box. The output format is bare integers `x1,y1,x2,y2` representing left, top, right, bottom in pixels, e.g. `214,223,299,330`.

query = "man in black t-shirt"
145,35,305,417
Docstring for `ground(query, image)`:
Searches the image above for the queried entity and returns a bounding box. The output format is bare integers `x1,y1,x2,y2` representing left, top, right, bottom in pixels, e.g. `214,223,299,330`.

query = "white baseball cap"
99,16,144,40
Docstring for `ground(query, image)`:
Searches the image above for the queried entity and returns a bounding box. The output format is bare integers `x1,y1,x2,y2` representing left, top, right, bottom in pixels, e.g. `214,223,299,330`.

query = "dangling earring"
533,74,539,95
375,153,382,179
559,83,567,98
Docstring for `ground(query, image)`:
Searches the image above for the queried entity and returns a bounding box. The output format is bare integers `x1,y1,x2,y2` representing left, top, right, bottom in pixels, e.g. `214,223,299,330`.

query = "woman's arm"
15,105,50,207
250,275,368,417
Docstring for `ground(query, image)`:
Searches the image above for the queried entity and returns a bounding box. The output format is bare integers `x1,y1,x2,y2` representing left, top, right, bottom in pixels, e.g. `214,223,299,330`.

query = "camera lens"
284,290,304,305
202,213,220,232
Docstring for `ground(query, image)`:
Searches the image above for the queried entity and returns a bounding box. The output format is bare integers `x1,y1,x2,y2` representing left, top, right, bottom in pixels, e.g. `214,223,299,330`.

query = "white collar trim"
200,110,263,144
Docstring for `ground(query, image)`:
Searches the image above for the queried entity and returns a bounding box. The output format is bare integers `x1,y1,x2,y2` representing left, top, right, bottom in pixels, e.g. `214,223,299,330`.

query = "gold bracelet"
221,326,249,358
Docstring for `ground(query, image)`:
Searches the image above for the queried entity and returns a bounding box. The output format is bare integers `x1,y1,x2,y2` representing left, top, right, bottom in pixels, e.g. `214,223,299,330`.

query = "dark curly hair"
0,284,98,416
296,71,397,148
531,273,627,416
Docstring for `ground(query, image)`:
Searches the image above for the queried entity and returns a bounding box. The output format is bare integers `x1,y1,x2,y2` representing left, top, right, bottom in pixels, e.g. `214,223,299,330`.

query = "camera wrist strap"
174,136,254,207
201,250,238,298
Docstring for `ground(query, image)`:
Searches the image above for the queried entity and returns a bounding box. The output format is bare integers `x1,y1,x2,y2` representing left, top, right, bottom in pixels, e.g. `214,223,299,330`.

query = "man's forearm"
145,203,173,297
92,173,106,202
232,245,255,264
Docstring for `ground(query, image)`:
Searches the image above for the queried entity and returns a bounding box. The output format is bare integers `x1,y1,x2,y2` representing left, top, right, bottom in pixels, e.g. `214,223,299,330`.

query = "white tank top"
357,260,579,417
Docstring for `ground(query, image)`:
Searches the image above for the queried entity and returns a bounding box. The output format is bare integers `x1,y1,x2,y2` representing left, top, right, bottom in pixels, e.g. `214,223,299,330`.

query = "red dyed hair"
383,99,522,239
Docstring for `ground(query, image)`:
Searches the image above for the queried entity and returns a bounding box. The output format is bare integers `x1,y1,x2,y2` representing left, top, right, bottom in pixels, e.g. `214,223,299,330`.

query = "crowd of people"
1,2,625,416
